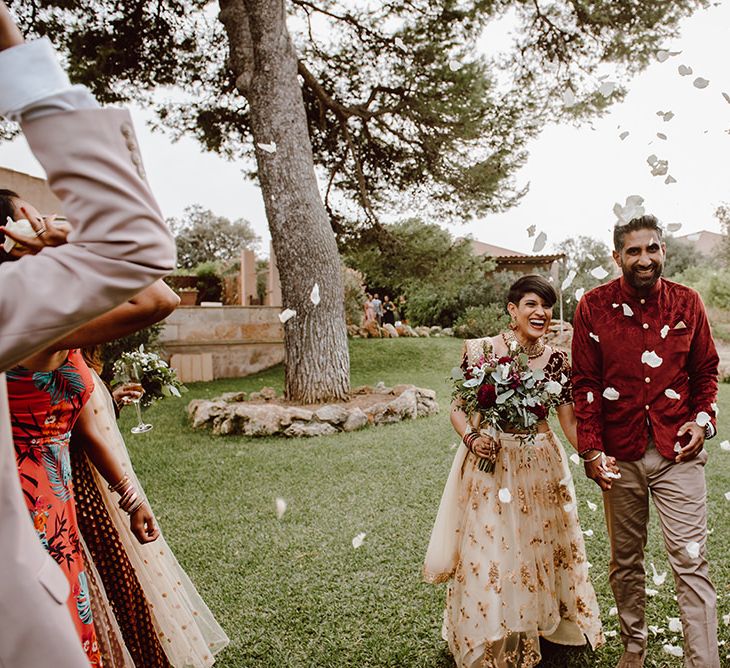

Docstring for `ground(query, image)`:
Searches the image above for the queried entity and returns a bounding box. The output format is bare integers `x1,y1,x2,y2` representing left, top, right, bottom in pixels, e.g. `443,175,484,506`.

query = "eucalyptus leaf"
496,389,515,404
532,368,545,381
518,353,529,365
451,367,465,380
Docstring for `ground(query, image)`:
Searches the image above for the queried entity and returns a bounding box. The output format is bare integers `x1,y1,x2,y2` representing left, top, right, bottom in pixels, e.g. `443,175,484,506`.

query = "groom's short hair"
613,214,663,251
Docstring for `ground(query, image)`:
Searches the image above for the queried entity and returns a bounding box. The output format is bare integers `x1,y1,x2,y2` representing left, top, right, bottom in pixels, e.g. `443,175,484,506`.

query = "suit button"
642,323,649,330
131,153,142,166
640,299,646,304
120,123,133,138
645,377,650,383
126,140,137,151
645,404,650,410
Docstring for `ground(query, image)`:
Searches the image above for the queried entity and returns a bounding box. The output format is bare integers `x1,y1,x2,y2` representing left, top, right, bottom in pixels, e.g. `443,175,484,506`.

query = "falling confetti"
622,304,634,317
599,81,616,97
649,625,664,636
663,645,683,658
724,492,730,501
604,630,618,638
695,411,711,427
587,500,598,511
589,332,600,343
563,502,575,513
575,287,585,301
674,442,682,453
590,266,609,280
257,141,277,154
657,132,667,140
678,64,693,76
570,453,581,465
275,497,287,519
645,587,659,597
532,231,547,253
609,606,618,616
498,488,512,504
278,308,296,323
667,222,682,233
603,387,620,401
527,224,536,237
660,325,670,339
650,159,669,177
656,50,670,63
561,270,577,291
310,283,321,306
352,532,367,549
583,529,594,537
693,77,710,89
662,111,675,122
723,92,730,104
652,563,667,586
665,175,677,184
720,440,730,451
613,195,645,224
619,131,630,140
612,303,619,309
665,388,680,400
685,541,700,559
723,614,730,626
586,391,594,404
562,90,576,107
641,350,663,368
448,59,461,71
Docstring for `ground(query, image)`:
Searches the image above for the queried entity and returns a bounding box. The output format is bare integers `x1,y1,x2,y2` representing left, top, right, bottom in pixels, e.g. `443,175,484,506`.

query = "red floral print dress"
7,349,103,667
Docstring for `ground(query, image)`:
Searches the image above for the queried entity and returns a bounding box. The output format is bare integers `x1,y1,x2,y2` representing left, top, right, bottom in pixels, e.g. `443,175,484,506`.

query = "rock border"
187,382,439,437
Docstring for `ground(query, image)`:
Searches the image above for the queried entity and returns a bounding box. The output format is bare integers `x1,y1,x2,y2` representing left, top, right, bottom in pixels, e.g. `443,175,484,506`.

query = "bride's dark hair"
507,274,557,308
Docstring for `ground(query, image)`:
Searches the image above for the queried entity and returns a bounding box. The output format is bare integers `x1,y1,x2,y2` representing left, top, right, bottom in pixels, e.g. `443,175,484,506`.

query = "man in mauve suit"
0,4,176,666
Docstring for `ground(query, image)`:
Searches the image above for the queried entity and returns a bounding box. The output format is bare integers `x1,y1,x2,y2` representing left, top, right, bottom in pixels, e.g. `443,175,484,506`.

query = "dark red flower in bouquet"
527,403,548,420
477,383,497,409
497,356,513,365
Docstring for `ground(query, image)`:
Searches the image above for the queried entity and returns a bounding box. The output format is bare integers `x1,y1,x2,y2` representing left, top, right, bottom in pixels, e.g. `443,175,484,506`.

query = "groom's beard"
624,262,663,290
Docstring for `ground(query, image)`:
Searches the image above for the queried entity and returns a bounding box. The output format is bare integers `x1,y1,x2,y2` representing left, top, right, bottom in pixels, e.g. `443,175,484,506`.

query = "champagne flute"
125,361,153,434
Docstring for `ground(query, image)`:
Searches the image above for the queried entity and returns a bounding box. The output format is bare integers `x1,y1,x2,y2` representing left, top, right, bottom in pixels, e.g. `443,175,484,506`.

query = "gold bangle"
582,451,602,464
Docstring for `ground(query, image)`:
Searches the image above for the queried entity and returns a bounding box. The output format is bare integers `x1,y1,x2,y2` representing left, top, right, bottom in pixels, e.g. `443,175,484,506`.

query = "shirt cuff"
705,422,716,440
0,38,73,120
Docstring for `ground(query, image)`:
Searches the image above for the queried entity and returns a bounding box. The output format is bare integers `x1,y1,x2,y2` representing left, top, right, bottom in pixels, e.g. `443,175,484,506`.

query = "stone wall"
160,306,284,381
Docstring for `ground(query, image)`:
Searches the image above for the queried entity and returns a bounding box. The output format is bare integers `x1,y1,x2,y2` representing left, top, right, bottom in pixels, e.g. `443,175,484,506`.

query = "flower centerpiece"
451,342,564,472
112,345,187,408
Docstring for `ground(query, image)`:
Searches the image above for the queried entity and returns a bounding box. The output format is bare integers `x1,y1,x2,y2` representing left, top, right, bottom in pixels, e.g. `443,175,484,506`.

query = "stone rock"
369,388,418,424
373,381,393,394
404,325,419,337
233,403,285,435
441,327,454,337
188,400,227,429
347,324,361,337
383,323,399,338
219,391,247,403
430,326,443,335
414,326,431,337
342,407,369,432
416,388,440,417
392,383,415,395
315,404,350,425
362,320,381,338
284,422,338,437
284,406,315,422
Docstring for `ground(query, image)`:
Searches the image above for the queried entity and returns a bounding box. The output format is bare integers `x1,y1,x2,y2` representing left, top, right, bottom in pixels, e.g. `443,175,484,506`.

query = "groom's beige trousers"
602,442,719,668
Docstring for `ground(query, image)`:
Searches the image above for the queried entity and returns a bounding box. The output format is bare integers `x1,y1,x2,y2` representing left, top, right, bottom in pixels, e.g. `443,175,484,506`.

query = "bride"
424,274,613,668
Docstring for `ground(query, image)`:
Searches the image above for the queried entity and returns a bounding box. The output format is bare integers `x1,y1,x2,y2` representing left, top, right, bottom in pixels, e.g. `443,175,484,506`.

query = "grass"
119,338,730,668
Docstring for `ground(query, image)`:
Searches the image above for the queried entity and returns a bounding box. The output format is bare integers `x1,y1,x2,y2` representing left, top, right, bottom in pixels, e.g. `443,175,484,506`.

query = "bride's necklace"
502,329,546,360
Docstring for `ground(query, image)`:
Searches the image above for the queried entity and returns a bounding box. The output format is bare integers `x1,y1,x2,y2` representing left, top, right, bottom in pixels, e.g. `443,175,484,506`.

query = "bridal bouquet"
112,346,187,408
451,345,564,471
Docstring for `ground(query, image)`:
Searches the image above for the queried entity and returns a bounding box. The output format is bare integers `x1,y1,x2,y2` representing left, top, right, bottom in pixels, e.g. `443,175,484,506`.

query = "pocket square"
674,321,687,330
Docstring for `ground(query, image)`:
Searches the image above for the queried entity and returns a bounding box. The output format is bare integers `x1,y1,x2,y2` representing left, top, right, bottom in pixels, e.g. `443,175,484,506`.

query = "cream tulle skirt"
423,431,603,668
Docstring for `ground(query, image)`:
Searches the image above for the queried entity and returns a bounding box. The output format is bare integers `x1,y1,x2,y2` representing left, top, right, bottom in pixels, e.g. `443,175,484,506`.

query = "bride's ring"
35,227,47,237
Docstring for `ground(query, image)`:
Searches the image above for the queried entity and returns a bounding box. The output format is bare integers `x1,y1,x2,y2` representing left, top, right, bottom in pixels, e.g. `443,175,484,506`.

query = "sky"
1,2,728,257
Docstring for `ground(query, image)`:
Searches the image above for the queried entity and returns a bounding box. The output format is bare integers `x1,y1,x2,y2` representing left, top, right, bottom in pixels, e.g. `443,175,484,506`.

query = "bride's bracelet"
462,431,480,452
110,475,145,514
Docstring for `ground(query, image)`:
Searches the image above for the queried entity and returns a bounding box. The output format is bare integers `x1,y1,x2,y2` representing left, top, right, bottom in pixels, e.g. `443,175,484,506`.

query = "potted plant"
178,287,199,306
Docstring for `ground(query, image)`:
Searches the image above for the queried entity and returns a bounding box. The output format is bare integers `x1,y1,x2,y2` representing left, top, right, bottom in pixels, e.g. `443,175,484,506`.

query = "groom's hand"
0,2,24,51
583,450,617,491
675,422,705,463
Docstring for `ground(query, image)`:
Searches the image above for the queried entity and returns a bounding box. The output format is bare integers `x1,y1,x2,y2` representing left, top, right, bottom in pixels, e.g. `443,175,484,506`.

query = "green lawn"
120,338,730,668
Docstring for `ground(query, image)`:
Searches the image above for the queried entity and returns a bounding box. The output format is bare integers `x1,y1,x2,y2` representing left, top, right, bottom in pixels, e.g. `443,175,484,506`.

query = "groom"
571,214,720,668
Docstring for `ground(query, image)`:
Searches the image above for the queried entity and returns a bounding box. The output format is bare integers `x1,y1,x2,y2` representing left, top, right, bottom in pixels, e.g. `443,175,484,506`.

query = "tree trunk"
218,0,350,403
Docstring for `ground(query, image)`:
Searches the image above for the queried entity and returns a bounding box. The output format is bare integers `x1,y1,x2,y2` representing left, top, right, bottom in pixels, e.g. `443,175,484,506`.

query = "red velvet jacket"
572,277,719,461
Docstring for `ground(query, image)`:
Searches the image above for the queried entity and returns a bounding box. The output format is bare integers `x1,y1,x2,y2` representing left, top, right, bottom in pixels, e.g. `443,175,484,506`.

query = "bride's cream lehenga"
423,338,603,668
71,371,229,667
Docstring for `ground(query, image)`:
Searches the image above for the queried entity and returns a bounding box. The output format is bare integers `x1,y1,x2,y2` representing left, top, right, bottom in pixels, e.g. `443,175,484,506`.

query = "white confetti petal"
612,303,619,309
619,130,629,140
647,154,658,166
674,442,682,453
696,411,711,427
657,49,670,62
663,644,683,658
649,625,664,636
665,388,680,400
652,563,667,586
352,532,367,549
665,175,677,184
720,440,730,451
678,64,693,76
574,287,585,301
645,587,659,597
622,303,634,317
498,488,512,503
663,111,675,122
532,231,547,253
723,614,730,626
661,325,670,338
569,453,581,466
641,350,663,368
527,224,536,237
609,606,618,616
693,77,710,89
685,541,700,559
278,308,297,323
603,387,620,401
448,59,461,71
723,92,730,105
257,141,277,154
590,266,609,280
667,222,682,233
586,391,594,404
561,270,577,291
310,283,321,306
589,332,600,343
563,502,575,513
711,402,718,415
724,492,730,501
275,497,287,519
604,630,618,638
599,81,616,97
582,529,594,537
562,89,576,107
587,500,598,511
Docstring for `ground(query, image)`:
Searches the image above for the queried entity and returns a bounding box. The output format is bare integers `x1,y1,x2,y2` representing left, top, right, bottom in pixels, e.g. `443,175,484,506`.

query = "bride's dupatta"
73,372,229,667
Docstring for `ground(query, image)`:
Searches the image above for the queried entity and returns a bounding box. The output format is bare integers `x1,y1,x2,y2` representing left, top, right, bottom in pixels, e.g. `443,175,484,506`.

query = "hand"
129,501,160,543
583,450,620,491
112,383,144,407
1,209,70,258
675,422,705,463
471,434,500,461
0,2,23,51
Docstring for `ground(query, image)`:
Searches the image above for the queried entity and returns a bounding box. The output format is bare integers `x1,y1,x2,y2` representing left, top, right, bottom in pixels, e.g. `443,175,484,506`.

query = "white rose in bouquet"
3,216,35,253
